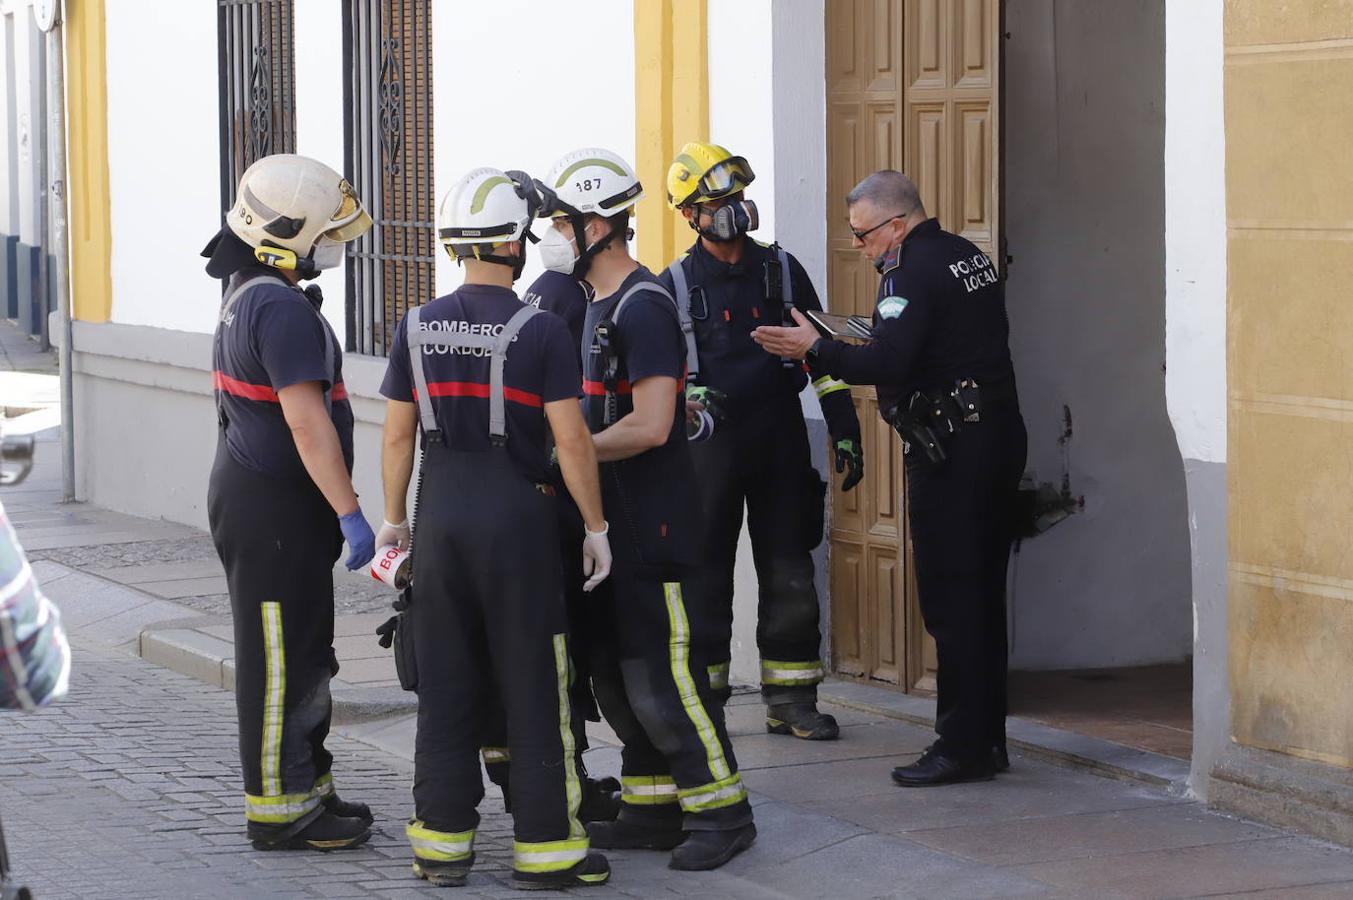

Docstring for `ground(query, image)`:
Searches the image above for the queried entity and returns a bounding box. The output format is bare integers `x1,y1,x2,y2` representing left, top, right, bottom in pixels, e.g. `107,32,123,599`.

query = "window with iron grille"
343,0,436,357
217,0,297,213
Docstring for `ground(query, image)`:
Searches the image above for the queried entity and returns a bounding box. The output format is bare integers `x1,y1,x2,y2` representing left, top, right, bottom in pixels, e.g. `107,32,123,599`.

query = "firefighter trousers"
687,403,827,706
207,438,341,833
406,445,588,876
906,404,1027,763
585,566,753,832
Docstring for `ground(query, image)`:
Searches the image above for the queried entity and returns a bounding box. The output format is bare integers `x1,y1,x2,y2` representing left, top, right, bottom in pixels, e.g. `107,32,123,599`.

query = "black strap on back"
595,281,679,426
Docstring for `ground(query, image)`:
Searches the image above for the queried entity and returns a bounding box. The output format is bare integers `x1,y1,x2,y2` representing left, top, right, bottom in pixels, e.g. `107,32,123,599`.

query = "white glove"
582,522,612,592
375,518,410,551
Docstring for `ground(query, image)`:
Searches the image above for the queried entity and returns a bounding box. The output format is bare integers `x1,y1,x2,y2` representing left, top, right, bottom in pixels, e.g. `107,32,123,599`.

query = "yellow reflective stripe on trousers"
406,820,475,862
678,772,748,812
481,746,510,764
813,375,851,399
513,837,589,873
760,659,824,686
707,661,730,692
314,772,334,797
620,774,679,806
245,788,323,823
663,582,732,783
260,602,286,798
553,633,585,838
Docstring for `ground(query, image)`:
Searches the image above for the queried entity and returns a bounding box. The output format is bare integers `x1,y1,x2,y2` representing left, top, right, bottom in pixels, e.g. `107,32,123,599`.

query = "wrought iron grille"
343,0,436,356
217,0,297,213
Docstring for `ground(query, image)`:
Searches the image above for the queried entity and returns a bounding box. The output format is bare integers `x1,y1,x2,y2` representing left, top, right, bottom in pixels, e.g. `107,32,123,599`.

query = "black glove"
685,384,729,423
375,615,399,650
834,437,864,491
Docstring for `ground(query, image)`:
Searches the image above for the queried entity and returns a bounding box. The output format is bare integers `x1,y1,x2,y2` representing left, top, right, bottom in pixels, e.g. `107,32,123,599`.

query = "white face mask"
537,227,579,274
311,237,346,271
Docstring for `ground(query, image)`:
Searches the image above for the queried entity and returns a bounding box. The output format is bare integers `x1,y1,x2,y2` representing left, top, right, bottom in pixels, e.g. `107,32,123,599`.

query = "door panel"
826,0,1000,693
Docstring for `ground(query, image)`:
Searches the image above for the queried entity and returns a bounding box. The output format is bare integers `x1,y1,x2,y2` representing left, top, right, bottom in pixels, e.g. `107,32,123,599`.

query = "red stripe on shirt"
214,372,350,404
214,371,278,402
413,381,543,408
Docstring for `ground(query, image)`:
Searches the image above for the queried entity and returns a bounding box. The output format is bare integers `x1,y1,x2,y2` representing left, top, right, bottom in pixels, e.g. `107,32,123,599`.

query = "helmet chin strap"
572,215,626,281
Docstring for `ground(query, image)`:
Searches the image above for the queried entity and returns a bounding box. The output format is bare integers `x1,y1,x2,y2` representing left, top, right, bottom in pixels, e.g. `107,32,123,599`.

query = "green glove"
685,384,729,423
834,438,864,491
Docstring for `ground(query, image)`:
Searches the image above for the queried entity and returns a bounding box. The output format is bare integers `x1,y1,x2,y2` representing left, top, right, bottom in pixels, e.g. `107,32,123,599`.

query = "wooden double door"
825,0,1003,693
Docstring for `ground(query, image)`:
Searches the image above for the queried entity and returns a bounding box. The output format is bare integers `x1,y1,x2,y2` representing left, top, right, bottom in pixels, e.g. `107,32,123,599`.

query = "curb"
819,680,1191,793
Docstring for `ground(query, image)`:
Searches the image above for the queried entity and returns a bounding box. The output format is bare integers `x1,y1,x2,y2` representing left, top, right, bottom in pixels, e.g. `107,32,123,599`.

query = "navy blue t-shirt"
524,270,589,355
213,268,354,482
380,284,581,483
581,267,700,571
581,267,686,441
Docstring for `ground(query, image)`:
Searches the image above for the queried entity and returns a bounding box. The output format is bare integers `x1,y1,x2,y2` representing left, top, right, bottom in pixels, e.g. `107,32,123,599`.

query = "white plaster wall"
292,0,348,345
430,0,635,300
708,0,776,244
1165,0,1227,466
103,0,219,332
12,3,43,246
0,4,17,236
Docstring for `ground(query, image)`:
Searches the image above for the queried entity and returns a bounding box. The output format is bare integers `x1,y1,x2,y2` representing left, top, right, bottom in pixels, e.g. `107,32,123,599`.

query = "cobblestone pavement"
28,537,391,616
1,642,774,900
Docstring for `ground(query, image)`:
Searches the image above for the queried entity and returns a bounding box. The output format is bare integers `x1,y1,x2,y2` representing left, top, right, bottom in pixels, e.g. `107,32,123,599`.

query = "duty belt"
886,375,1016,466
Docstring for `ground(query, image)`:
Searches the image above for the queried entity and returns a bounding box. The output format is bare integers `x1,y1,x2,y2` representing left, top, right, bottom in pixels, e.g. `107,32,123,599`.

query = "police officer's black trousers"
906,406,1027,763
688,402,826,705
207,438,340,833
406,445,588,873
585,566,753,832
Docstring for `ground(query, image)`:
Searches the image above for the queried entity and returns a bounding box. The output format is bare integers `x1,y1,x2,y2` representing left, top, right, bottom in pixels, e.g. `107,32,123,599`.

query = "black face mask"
695,199,759,242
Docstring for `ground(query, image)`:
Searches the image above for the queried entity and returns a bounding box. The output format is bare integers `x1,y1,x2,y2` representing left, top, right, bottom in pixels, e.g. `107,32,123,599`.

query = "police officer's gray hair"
846,170,924,218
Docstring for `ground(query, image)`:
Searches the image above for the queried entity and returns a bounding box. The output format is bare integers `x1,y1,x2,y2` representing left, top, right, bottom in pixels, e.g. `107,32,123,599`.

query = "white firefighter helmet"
537,148,644,219
437,167,536,260
227,154,371,271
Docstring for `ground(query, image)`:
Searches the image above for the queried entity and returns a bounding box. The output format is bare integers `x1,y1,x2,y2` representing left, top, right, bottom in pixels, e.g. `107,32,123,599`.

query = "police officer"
534,148,756,871
202,154,378,849
659,142,863,740
752,170,1027,787
378,168,613,889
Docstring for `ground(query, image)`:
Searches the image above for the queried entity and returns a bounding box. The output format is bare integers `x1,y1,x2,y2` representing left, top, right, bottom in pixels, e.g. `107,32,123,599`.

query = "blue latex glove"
338,509,376,571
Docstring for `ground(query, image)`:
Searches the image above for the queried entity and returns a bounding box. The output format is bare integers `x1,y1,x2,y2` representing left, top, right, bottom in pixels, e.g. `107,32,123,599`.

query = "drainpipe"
41,2,73,501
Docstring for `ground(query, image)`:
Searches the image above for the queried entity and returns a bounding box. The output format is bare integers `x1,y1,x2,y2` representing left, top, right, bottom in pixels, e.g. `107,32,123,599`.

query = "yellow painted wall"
65,0,113,322
1226,0,1353,768
633,0,708,273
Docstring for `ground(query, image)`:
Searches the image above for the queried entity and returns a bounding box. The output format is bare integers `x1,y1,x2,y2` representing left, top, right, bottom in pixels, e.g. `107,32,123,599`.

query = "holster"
886,392,957,467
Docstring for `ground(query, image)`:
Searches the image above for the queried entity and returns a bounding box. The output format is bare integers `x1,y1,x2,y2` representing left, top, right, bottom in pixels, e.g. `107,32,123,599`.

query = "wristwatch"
805,337,824,363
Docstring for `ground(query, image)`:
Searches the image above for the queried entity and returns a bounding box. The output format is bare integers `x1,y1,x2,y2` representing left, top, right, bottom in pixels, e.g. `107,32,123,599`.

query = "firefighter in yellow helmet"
660,142,863,740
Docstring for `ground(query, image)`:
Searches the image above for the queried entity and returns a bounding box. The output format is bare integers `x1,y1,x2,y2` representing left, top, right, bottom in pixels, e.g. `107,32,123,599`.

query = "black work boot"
587,813,685,850
413,854,474,887
322,792,374,825
668,824,757,871
992,745,1010,773
512,851,611,890
890,744,994,788
249,810,371,851
579,776,621,823
766,703,840,741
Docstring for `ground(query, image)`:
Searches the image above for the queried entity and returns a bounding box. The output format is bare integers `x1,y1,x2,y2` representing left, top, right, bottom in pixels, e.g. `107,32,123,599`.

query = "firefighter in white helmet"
534,148,757,871
202,153,377,851
377,166,612,889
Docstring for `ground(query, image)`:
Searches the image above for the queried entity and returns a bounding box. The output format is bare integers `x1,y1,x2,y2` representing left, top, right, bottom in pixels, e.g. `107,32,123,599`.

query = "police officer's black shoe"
512,851,611,890
993,745,1010,773
413,854,474,887
579,776,621,823
890,747,994,788
586,816,685,850
668,824,757,871
322,792,374,825
766,703,840,741
249,810,372,851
